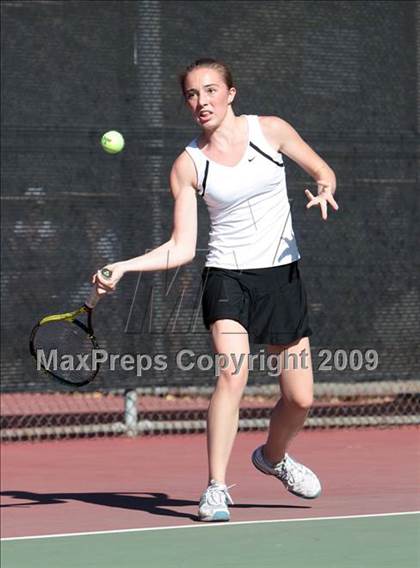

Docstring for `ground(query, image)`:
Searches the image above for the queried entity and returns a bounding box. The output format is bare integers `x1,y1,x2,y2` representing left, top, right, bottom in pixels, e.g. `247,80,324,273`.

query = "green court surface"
2,513,419,568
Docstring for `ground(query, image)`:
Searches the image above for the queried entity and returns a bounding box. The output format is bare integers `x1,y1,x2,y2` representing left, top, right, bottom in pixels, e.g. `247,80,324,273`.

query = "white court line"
2,511,419,542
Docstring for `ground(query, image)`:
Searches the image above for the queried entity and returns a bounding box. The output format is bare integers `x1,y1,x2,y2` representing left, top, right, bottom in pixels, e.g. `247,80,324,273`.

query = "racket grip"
85,287,101,309
84,268,113,309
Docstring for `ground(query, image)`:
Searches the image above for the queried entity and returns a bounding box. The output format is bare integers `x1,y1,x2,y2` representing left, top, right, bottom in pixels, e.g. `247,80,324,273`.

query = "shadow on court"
2,429,418,538
0,491,310,522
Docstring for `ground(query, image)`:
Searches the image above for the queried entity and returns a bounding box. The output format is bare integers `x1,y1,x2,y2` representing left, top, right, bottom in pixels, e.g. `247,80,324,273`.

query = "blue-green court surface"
2,512,419,568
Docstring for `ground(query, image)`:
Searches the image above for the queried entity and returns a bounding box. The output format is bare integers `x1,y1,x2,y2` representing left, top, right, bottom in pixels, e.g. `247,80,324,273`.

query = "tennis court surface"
2,428,419,567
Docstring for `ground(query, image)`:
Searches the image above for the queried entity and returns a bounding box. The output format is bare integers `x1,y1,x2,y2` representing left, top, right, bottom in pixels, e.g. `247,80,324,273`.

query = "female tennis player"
94,59,338,522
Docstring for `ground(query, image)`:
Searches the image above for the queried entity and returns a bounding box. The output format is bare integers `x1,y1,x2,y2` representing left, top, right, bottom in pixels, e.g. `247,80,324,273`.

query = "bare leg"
263,337,313,465
206,319,250,484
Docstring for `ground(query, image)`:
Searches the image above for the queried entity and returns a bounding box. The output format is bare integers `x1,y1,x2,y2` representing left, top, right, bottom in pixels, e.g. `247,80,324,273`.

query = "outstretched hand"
305,180,338,221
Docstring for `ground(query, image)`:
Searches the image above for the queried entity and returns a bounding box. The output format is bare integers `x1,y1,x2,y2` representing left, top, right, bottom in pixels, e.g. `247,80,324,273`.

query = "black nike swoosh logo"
248,156,255,162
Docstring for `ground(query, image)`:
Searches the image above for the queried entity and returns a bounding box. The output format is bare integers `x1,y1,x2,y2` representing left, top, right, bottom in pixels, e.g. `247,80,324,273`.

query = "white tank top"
185,115,300,269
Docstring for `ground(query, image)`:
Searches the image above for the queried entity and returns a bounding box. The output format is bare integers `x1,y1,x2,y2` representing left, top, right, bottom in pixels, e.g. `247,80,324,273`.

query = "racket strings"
33,319,98,384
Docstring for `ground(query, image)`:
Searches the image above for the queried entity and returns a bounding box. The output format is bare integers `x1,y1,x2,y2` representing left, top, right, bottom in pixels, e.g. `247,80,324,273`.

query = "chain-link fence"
2,382,419,442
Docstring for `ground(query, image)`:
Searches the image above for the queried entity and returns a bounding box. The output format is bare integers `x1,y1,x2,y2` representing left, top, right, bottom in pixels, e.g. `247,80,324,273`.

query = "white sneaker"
198,480,234,522
252,446,321,499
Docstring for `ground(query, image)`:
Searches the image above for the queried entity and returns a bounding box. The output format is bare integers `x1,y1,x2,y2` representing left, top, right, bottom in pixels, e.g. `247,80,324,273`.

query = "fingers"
96,272,115,290
305,186,339,221
320,198,328,220
91,265,117,293
305,190,321,211
306,196,327,219
90,275,112,298
305,189,315,202
95,284,110,296
325,193,339,210
318,183,339,208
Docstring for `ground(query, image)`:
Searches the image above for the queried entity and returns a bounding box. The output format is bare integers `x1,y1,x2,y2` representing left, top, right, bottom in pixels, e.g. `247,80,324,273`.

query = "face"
183,67,236,128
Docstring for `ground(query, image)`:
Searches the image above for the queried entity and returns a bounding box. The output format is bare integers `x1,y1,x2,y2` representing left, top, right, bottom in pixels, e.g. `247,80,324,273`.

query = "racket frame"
29,304,101,388
30,268,112,387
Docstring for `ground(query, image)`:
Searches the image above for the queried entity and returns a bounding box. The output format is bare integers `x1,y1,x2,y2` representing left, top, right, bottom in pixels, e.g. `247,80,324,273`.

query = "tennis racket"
29,268,112,387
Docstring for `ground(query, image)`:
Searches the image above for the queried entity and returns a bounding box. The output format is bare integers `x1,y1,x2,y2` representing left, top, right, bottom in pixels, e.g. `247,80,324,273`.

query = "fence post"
124,389,138,437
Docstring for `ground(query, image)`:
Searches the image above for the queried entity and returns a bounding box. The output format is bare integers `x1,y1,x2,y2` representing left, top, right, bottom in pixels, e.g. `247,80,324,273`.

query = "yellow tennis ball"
101,130,125,154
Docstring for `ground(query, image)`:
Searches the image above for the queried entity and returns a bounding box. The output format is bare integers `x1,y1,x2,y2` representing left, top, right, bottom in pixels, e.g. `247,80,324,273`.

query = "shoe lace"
274,455,306,487
205,482,235,506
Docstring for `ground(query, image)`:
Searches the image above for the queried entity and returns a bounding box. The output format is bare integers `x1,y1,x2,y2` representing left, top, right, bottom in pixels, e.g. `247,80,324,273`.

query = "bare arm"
260,116,338,220
94,151,198,290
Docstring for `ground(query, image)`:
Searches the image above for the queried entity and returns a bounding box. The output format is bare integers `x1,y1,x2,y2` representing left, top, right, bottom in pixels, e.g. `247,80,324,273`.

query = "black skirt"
201,261,312,345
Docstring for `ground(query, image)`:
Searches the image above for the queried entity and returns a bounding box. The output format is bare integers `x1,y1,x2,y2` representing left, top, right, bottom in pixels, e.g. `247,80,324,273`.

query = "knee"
283,392,313,412
216,367,248,396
